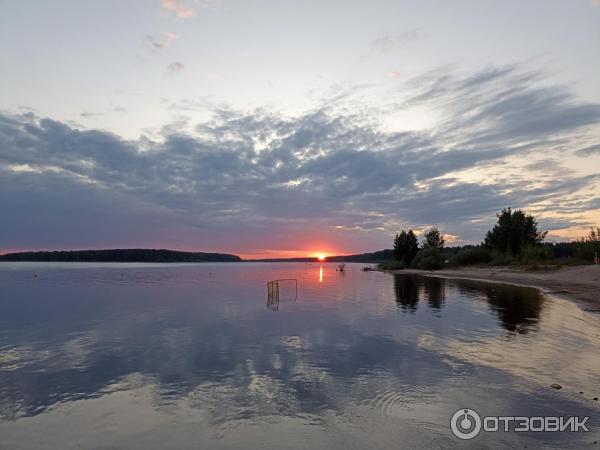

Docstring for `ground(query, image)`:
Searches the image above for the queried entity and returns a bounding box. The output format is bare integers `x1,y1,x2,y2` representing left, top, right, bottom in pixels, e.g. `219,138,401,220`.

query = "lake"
0,262,599,449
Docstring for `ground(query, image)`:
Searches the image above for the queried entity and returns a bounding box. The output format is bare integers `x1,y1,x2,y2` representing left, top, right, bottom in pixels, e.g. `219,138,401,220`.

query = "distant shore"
0,249,242,263
392,265,600,312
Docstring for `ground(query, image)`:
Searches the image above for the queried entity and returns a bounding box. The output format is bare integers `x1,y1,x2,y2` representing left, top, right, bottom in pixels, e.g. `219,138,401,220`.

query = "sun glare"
316,253,326,261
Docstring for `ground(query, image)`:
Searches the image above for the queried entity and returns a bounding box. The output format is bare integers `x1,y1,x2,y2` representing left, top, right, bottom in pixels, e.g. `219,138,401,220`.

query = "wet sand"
395,265,600,312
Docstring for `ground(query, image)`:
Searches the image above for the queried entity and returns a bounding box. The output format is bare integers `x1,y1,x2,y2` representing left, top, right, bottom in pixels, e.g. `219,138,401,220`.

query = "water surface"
0,262,599,449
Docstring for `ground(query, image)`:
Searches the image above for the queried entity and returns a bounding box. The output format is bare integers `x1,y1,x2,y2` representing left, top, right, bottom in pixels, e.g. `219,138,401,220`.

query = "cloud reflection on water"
0,263,598,449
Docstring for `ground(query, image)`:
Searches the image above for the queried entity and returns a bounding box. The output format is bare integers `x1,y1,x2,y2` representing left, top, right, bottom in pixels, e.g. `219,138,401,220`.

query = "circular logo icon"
450,408,482,440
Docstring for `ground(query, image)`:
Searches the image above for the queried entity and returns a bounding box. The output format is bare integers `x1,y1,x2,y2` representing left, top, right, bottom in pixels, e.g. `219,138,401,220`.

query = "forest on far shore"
0,249,242,263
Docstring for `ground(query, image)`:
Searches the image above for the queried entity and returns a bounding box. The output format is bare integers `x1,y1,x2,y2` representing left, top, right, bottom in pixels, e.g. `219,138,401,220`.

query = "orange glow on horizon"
236,248,344,260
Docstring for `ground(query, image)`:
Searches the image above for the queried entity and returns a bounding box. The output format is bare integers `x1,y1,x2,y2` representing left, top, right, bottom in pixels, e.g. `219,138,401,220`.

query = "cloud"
168,61,185,73
80,111,103,119
161,0,196,18
1,65,599,253
145,32,180,51
161,0,218,18
575,143,600,157
370,30,420,52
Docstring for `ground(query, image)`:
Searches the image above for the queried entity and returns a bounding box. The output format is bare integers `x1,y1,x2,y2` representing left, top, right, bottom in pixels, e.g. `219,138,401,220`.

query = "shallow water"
0,262,599,449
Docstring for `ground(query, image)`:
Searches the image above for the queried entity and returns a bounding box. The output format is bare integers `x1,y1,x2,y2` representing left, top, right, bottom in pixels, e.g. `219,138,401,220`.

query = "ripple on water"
371,386,432,417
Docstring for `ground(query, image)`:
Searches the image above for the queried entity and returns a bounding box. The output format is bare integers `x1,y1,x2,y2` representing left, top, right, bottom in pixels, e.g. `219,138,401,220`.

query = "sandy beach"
396,265,600,312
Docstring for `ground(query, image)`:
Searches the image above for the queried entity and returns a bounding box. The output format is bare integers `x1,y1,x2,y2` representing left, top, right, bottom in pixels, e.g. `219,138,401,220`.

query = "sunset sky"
1,0,599,259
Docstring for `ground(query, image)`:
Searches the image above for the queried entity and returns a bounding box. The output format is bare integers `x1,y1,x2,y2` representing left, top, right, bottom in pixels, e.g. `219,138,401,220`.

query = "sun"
316,253,326,261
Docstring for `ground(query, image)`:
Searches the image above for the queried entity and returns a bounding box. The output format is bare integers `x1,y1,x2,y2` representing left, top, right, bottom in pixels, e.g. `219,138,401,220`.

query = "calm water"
0,262,599,449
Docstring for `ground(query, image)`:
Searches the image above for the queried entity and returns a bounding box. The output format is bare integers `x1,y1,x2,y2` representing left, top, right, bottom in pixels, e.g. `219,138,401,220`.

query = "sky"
1,0,599,259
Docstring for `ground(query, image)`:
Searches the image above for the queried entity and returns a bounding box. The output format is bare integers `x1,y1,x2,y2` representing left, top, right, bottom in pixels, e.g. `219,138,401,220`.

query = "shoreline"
390,265,600,313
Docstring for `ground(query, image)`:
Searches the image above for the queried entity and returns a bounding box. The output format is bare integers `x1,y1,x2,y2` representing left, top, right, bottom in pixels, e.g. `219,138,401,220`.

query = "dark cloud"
1,65,599,253
401,66,600,148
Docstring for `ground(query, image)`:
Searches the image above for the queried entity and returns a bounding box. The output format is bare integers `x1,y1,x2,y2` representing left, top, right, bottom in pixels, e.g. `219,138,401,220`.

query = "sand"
395,265,600,312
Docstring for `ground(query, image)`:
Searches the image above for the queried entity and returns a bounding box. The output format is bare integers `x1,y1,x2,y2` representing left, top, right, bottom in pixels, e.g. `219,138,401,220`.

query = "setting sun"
316,253,326,261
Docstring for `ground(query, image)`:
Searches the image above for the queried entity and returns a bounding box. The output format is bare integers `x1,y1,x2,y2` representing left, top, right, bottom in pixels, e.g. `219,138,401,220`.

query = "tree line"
0,249,242,263
387,207,600,270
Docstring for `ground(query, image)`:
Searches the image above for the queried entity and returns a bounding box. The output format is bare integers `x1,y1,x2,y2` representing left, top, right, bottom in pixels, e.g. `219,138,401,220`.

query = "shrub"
412,248,444,270
377,260,406,271
518,245,553,264
450,247,492,266
549,242,578,259
489,251,515,266
576,227,600,262
577,241,600,262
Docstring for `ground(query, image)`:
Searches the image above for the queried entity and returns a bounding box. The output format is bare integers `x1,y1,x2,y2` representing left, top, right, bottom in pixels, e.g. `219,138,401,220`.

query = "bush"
577,241,600,262
412,248,444,270
550,242,578,259
377,260,406,271
576,227,600,262
518,245,553,264
450,247,492,266
490,252,515,266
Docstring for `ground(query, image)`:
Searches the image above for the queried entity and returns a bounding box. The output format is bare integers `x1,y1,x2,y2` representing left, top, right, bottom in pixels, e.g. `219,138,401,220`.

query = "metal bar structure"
266,278,298,310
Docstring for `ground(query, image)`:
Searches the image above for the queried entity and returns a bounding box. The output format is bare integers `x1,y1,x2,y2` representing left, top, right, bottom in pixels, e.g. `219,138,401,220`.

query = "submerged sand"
395,265,600,312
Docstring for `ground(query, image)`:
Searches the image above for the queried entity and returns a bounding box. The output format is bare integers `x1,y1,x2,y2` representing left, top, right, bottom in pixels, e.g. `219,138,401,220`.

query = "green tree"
393,230,407,261
484,208,547,254
422,227,445,249
406,230,419,265
393,229,419,266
